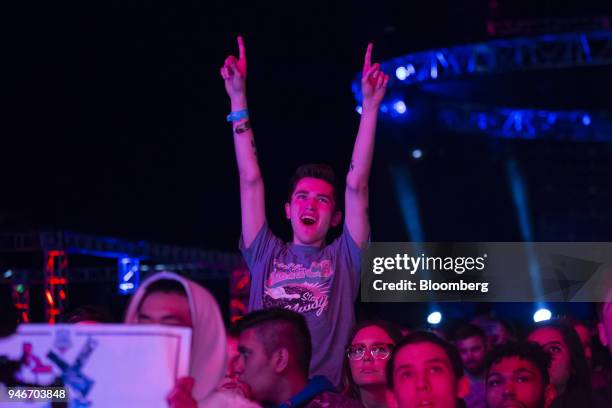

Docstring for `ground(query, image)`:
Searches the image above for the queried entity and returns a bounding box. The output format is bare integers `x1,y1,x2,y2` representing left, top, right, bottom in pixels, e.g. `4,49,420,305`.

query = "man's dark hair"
453,323,487,343
63,305,113,324
386,331,464,389
485,341,551,386
236,308,312,377
288,163,339,204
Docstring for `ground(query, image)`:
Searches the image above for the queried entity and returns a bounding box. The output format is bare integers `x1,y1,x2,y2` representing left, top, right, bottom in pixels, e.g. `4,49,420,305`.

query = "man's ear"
273,348,290,374
331,210,342,227
285,203,291,220
457,376,470,399
386,389,399,408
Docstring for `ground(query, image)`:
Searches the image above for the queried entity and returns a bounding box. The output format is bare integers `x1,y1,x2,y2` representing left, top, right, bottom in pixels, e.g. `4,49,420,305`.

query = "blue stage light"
582,114,591,126
533,308,552,323
427,311,442,325
412,149,423,159
393,100,407,114
396,66,408,80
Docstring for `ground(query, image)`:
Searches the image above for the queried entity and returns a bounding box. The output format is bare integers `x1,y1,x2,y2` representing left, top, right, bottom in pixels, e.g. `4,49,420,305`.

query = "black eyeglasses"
347,343,394,360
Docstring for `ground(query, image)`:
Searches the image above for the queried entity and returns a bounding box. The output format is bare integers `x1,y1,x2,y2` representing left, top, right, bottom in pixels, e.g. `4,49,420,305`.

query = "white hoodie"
124,272,259,408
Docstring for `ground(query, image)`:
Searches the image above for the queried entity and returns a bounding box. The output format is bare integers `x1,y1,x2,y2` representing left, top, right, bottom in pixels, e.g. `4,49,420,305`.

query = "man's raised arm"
220,36,265,247
345,43,389,247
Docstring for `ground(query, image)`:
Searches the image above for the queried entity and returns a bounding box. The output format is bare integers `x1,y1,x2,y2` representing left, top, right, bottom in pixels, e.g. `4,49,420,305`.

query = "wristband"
226,109,249,122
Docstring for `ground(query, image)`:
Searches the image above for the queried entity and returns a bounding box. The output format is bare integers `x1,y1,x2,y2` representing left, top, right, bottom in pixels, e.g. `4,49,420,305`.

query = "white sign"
0,324,191,407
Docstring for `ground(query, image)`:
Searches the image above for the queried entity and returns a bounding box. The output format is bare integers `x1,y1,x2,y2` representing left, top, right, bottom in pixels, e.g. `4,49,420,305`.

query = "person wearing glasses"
343,321,403,408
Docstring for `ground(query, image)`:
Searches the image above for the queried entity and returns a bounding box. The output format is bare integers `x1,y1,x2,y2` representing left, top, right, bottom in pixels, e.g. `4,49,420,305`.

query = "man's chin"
496,401,527,408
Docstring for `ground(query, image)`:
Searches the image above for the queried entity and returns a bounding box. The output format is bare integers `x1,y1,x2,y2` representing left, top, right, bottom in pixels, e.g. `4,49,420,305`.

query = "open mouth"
300,215,317,225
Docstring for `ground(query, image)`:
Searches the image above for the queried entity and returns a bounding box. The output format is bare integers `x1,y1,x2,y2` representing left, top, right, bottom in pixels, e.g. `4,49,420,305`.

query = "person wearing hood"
125,271,260,408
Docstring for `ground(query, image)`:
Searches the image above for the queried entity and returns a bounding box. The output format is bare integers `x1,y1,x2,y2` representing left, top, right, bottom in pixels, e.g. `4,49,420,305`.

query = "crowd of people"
115,271,612,408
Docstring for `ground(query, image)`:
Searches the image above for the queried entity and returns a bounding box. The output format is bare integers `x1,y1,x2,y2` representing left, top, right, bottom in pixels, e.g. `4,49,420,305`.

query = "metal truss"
437,104,612,141
1,265,229,284
0,230,242,265
39,230,243,265
351,31,612,141
352,31,612,99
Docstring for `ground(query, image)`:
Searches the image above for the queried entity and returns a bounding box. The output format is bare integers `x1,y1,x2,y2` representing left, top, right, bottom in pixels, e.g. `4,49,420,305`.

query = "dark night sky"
5,0,611,250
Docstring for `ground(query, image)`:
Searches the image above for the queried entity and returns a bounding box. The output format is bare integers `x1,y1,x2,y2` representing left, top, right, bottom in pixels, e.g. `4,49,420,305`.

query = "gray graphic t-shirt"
240,224,362,386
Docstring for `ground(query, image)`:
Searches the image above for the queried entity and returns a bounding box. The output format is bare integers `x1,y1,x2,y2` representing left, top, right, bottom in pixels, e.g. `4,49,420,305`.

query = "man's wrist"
230,96,248,111
361,103,380,115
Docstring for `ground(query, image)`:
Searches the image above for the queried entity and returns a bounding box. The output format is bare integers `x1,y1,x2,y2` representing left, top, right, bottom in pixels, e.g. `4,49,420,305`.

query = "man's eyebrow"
394,363,414,371
543,341,563,347
424,357,450,365
514,368,537,375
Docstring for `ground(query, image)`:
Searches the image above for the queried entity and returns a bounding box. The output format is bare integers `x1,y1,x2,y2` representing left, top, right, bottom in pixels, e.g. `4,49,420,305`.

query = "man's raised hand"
220,36,247,100
361,43,389,112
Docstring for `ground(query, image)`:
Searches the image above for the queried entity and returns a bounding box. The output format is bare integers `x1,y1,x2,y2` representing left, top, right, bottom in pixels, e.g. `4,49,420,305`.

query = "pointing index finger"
238,36,246,61
364,43,373,71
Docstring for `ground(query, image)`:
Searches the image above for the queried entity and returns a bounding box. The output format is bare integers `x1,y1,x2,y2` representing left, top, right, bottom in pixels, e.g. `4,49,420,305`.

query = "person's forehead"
140,291,190,312
293,177,334,195
458,336,485,347
353,325,394,344
490,356,540,377
395,342,451,366
528,327,563,344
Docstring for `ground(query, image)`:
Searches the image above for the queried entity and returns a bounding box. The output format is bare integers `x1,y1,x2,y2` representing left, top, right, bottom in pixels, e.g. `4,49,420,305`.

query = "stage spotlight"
396,66,408,80
411,149,423,159
533,308,551,323
430,65,438,79
427,311,442,325
582,115,591,126
3,270,12,278
356,106,362,115
393,100,407,114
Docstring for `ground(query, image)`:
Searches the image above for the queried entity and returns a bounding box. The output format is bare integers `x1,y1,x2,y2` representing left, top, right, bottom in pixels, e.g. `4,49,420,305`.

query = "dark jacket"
278,376,363,408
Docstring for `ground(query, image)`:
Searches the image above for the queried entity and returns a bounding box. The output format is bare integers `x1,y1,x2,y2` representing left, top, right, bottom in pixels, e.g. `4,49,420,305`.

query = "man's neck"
274,373,309,405
292,237,324,248
359,385,388,408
